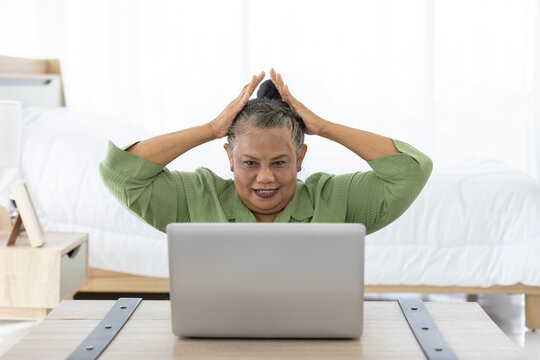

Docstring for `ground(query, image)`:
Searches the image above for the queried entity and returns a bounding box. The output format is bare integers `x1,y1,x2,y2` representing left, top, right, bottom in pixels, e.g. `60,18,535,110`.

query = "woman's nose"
256,166,275,183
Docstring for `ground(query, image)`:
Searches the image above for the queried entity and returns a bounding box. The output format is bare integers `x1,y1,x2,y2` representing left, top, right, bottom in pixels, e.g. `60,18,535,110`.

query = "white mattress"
1,107,539,287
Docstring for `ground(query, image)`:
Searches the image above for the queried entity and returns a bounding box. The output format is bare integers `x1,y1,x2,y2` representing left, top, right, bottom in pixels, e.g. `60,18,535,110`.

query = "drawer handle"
67,245,81,258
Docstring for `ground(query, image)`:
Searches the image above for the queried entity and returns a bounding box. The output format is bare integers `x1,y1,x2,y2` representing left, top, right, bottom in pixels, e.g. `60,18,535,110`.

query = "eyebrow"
241,154,290,161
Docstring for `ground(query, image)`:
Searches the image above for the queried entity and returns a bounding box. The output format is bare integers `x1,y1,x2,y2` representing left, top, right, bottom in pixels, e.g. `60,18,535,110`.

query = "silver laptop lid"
167,223,365,339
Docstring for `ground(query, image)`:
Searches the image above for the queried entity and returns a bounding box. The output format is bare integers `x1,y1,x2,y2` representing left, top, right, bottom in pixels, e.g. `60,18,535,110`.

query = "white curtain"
0,0,538,178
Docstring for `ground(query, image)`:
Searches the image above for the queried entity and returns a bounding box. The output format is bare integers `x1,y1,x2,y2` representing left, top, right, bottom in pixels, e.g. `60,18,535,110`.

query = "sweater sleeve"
345,139,433,234
98,141,188,233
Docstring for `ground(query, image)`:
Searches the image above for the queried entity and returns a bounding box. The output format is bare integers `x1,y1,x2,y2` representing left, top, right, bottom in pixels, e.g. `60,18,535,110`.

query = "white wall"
0,0,538,178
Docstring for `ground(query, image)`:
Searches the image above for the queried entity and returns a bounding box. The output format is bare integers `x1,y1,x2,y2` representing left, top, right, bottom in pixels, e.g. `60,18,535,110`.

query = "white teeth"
255,189,275,194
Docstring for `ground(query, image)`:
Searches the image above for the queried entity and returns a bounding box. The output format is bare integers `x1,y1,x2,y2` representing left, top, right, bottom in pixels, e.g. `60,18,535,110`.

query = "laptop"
167,223,365,339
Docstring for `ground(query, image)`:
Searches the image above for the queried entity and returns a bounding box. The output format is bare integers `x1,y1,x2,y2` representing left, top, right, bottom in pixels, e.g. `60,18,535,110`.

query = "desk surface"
3,300,524,359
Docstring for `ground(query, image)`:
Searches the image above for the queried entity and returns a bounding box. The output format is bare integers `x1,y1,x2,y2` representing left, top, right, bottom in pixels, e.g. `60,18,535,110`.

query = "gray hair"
227,81,306,154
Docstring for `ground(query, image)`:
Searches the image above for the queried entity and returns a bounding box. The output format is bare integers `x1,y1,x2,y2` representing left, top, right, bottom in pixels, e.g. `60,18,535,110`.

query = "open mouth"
253,188,279,199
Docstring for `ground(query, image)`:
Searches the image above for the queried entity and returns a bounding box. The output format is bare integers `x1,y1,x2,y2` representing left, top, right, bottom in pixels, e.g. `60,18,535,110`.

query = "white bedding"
2,107,539,287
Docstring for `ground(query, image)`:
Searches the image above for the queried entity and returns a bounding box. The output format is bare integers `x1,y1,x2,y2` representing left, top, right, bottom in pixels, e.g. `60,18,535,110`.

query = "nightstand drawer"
60,241,88,299
0,231,89,319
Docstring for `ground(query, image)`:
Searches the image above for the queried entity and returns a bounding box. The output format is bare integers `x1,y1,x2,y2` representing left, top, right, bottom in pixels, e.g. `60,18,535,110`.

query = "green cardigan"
99,139,432,235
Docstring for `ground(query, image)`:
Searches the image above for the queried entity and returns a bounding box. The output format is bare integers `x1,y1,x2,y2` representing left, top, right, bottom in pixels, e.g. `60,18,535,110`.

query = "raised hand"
269,68,326,136
208,71,266,139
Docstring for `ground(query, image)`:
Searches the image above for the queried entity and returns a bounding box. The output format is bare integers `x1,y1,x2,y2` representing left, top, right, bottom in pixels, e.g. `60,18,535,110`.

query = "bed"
1,55,539,329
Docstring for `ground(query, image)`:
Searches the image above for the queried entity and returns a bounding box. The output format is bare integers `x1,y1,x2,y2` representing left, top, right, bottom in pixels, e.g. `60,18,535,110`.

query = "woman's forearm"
318,120,399,161
127,124,216,166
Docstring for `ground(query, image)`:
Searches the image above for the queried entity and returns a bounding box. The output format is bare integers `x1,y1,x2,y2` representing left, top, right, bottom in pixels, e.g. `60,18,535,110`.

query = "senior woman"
99,69,432,234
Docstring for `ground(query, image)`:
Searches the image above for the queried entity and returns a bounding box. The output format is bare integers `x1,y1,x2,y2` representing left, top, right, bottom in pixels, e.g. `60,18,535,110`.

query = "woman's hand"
208,71,266,139
269,68,326,136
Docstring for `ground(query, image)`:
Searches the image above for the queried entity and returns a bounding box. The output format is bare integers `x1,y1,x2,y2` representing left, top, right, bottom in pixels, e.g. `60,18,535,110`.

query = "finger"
239,75,257,101
277,73,291,102
270,68,281,91
270,68,277,82
285,84,297,99
248,74,258,90
244,71,265,101
270,69,292,103
283,84,292,99
239,71,265,103
276,73,288,97
239,78,253,97
230,81,253,109
249,71,265,95
277,73,285,90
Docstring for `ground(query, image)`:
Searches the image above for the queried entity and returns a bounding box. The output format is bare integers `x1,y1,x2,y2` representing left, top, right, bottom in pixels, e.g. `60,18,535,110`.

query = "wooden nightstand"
0,231,88,321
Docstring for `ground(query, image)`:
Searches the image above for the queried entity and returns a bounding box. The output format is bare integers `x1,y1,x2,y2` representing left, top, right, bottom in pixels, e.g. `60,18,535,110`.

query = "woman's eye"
244,161,257,167
273,161,285,167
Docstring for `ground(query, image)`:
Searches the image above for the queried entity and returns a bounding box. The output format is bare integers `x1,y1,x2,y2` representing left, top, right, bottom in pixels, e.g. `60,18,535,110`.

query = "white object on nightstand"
0,100,44,247
0,100,19,168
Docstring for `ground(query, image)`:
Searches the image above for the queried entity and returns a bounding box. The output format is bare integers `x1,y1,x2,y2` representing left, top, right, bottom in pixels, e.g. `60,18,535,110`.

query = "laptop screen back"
167,223,365,338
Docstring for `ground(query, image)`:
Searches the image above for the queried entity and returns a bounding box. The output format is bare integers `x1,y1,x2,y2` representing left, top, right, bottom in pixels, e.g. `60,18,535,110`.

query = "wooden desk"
3,300,524,359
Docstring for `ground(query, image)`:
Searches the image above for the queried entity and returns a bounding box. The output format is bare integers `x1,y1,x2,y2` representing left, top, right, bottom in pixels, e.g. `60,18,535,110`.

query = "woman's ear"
224,143,234,171
296,144,308,172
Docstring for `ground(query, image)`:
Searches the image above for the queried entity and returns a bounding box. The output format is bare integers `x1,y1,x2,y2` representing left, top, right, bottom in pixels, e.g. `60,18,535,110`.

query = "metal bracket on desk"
66,297,142,360
398,299,458,360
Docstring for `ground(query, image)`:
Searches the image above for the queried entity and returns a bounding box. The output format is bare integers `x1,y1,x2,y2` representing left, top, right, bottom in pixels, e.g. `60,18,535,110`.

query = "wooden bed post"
525,294,540,330
45,59,65,106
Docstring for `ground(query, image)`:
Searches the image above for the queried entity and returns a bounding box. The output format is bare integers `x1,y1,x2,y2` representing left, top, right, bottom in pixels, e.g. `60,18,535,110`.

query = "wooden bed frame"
80,268,540,329
2,55,539,329
0,55,65,107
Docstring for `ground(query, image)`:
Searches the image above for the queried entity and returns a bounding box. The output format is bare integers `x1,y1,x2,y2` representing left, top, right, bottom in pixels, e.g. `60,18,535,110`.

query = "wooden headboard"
0,55,66,107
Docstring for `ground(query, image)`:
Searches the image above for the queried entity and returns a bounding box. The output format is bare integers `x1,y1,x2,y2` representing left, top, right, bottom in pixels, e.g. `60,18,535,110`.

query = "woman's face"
225,126,307,222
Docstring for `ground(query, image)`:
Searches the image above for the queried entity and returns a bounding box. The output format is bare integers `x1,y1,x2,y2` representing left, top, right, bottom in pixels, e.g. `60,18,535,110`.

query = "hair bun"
256,79,282,100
